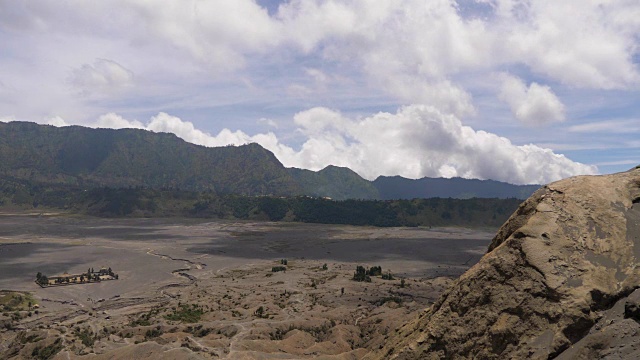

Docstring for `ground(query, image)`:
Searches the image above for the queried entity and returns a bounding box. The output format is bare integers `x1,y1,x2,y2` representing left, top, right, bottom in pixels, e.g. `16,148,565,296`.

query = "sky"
0,0,638,185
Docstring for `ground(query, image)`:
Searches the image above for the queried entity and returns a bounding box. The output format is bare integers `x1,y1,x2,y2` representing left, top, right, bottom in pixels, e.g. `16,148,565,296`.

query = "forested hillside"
374,175,539,199
0,177,521,228
0,121,538,200
0,122,301,195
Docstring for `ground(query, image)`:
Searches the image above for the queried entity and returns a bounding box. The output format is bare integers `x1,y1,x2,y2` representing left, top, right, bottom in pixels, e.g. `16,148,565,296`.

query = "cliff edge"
371,166,640,359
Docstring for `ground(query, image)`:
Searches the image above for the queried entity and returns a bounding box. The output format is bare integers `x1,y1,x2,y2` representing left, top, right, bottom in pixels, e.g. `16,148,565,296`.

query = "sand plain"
0,213,494,359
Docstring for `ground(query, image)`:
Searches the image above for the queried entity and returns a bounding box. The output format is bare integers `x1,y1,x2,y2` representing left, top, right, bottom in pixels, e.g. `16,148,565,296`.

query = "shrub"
165,304,204,323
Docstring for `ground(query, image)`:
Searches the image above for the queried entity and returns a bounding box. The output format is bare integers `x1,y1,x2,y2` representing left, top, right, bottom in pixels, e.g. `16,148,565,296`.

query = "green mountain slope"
289,165,380,200
0,177,522,228
0,121,541,200
373,175,540,200
0,121,300,196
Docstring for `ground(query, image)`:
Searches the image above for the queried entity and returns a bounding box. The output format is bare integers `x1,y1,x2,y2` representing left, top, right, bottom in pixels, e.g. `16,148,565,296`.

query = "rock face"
371,167,640,359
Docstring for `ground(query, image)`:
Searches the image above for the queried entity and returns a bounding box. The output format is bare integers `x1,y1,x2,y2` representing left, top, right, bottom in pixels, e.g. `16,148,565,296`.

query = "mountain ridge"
373,175,540,200
0,121,539,200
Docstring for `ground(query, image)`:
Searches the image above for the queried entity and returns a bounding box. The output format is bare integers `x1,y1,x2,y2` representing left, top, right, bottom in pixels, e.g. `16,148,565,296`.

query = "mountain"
0,121,539,200
289,165,379,199
372,166,640,359
0,121,301,196
373,175,540,200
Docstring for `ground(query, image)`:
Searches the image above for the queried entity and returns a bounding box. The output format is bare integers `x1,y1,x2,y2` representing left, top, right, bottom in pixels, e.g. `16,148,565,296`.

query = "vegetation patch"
353,266,371,282
31,338,63,360
75,328,95,347
0,291,36,311
353,265,390,282
145,326,163,339
129,308,160,327
0,175,521,228
17,331,44,344
254,306,268,318
372,296,403,306
165,304,204,323
187,324,212,337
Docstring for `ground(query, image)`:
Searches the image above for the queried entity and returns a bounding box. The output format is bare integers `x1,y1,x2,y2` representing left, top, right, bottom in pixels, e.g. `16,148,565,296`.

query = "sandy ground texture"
0,213,493,359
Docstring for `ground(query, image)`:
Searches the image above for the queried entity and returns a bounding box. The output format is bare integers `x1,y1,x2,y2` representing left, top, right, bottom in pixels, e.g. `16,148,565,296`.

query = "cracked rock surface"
370,166,640,359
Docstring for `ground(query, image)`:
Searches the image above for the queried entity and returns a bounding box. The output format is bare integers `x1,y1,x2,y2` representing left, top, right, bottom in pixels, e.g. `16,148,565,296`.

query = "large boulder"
370,167,640,359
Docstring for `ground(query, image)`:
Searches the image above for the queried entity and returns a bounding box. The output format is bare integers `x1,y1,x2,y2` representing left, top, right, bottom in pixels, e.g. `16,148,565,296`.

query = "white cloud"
493,0,640,89
0,1,637,177
1,0,639,124
277,0,485,116
69,59,134,96
258,117,279,128
45,116,69,127
145,112,251,147
130,0,281,70
0,115,16,123
90,107,597,185
568,119,640,133
274,105,593,184
498,74,565,125
95,113,144,129
273,0,640,114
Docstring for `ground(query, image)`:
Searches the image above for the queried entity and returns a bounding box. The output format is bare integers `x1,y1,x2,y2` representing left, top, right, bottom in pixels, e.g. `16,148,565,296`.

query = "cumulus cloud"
6,1,638,121
498,74,565,125
0,1,634,178
258,117,279,128
146,112,253,147
69,59,134,96
95,113,144,129
86,107,597,185
45,116,69,127
274,105,593,184
491,0,640,89
88,112,254,148
273,0,640,113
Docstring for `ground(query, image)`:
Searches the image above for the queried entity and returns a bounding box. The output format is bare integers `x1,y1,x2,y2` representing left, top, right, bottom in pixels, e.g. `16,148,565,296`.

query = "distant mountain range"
373,176,540,200
0,121,540,200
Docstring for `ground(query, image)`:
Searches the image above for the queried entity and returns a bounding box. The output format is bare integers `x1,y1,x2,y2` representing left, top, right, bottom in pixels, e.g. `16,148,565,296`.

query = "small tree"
368,266,382,277
353,266,371,282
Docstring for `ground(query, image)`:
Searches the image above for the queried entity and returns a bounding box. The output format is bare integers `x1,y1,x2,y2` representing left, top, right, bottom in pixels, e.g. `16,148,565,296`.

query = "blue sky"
0,0,638,184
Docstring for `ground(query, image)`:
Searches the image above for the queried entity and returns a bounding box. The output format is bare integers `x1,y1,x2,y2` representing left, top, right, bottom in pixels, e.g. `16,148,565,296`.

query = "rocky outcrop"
370,167,640,359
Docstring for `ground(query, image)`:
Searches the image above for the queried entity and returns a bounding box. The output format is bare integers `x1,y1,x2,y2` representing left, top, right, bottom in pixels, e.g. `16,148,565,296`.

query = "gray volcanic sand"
0,213,495,358
0,214,493,304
